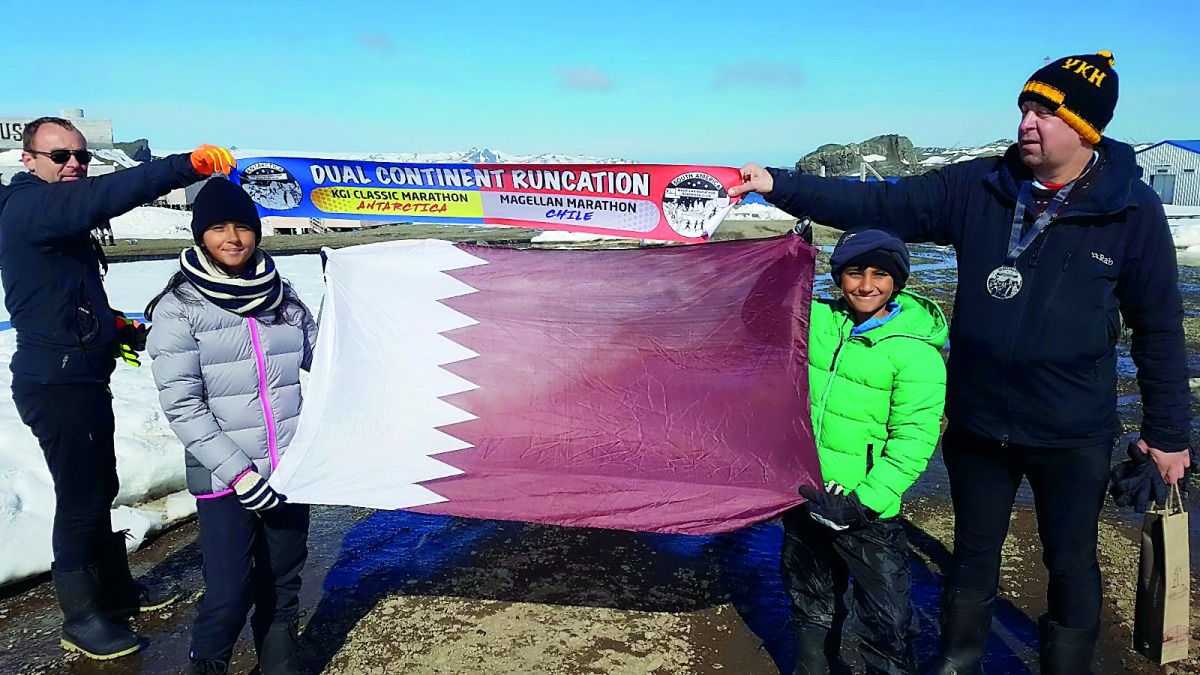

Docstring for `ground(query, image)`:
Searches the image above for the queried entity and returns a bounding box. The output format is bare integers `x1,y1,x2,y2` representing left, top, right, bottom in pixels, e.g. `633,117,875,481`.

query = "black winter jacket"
767,138,1190,452
0,154,201,384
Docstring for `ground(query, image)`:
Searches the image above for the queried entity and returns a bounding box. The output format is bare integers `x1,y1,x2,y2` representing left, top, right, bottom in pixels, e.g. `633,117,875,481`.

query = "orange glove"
190,144,236,176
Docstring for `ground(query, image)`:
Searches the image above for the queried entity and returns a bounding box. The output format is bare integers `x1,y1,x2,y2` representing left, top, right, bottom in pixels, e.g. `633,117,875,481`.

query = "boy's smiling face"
840,265,895,321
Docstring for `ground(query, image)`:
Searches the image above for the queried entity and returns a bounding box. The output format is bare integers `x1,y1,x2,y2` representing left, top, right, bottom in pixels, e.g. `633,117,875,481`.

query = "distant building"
1135,140,1200,206
0,108,115,150
263,217,376,235
157,180,209,210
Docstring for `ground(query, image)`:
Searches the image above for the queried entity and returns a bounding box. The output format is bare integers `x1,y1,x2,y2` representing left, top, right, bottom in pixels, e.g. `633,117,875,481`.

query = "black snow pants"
782,507,916,674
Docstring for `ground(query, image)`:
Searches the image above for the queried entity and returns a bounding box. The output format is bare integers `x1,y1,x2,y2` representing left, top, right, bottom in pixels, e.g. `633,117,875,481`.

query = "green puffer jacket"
808,289,948,518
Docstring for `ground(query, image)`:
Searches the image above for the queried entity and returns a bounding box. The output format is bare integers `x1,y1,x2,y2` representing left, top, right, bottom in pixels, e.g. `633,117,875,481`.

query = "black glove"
112,309,149,368
793,218,814,244
1110,441,1171,514
798,481,877,531
1173,446,1198,503
232,471,284,513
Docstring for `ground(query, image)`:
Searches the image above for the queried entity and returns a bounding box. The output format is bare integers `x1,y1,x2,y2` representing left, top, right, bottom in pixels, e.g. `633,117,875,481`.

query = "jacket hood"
0,173,46,213
6,171,43,189
985,137,1142,218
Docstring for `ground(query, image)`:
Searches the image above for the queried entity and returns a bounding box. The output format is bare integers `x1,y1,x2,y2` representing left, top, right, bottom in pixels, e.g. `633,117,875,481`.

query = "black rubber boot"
924,586,993,675
794,624,832,675
255,617,302,675
1038,615,1099,675
96,530,182,618
52,566,144,660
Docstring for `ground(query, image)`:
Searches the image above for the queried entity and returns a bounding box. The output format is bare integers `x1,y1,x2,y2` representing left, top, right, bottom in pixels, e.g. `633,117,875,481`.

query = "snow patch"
0,255,324,588
726,202,793,220
109,206,192,239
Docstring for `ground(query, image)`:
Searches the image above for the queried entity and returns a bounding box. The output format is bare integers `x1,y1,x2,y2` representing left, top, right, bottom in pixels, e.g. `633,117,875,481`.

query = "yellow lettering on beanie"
1061,58,1106,88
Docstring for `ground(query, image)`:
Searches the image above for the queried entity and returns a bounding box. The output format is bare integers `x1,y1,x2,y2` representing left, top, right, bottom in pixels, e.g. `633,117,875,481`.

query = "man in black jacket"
732,52,1190,674
0,116,235,660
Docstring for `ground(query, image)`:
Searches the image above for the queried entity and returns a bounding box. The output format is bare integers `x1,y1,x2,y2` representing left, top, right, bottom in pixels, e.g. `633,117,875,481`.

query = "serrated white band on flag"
269,239,486,509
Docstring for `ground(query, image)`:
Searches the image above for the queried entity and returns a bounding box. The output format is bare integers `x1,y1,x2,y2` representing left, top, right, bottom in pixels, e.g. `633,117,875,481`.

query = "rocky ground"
0,222,1196,674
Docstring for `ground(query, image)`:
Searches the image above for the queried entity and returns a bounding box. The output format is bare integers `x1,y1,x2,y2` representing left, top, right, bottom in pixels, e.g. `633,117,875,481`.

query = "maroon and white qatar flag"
269,236,819,534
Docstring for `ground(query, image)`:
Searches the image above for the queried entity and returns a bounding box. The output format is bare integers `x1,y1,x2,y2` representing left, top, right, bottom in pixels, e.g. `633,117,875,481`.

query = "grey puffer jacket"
147,283,318,497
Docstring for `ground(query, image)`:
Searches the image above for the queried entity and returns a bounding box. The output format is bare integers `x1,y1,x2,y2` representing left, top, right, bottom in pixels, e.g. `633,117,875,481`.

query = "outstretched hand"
728,163,775,198
190,145,236,176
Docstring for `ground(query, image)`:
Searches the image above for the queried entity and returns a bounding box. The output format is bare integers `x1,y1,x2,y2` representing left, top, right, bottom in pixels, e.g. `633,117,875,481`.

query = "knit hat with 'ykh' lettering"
1018,50,1119,145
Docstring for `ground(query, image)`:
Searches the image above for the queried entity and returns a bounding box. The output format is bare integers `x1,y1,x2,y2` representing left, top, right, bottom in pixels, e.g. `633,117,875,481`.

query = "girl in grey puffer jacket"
146,177,316,675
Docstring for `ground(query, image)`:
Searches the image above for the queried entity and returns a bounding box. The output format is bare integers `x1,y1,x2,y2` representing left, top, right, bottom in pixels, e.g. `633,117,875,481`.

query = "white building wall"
0,109,115,150
263,217,315,234
158,180,209,209
1136,143,1200,206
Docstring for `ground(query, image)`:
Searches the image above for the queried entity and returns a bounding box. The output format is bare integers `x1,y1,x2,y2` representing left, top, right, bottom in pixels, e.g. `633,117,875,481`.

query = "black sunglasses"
29,149,93,165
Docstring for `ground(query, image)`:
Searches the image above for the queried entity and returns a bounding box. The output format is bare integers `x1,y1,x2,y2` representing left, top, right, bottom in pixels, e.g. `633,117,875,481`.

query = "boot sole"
137,590,183,612
105,590,185,617
61,638,144,660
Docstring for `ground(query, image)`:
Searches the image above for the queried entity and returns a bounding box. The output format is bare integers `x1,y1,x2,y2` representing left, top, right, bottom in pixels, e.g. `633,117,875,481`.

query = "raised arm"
9,145,234,242
731,162,961,246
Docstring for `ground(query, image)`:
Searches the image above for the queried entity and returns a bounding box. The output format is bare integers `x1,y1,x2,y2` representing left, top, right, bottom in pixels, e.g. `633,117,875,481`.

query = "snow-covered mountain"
154,145,633,166
810,138,1157,176
1,145,629,186
793,135,1019,178
914,139,1012,169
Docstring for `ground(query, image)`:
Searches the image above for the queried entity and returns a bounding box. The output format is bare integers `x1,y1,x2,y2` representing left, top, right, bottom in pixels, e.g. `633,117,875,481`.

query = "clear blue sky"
3,0,1196,166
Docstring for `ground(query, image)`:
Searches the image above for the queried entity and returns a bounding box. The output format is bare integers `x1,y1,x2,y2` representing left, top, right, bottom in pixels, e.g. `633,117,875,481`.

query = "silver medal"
986,265,1023,300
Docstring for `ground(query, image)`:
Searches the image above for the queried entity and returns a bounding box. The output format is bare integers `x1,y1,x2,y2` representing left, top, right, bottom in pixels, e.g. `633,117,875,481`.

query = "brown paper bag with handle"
1133,483,1190,665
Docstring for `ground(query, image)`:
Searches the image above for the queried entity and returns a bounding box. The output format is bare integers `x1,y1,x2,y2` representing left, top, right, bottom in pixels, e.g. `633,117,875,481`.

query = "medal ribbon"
1005,180,1075,266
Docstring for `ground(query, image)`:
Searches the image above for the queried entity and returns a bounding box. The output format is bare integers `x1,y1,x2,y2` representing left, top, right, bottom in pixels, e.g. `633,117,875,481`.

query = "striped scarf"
179,246,283,316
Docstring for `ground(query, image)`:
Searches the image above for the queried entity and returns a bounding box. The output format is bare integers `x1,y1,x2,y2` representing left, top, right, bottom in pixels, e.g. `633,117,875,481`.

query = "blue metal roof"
1139,140,1200,155
1166,140,1200,154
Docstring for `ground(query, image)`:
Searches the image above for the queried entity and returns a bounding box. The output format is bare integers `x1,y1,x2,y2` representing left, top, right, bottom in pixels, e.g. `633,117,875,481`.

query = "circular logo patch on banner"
662,172,729,238
241,162,304,211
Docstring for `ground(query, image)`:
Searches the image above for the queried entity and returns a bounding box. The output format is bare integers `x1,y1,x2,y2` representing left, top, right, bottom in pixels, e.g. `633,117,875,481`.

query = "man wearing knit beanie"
1016,51,1119,186
1020,51,1118,145
733,51,1190,675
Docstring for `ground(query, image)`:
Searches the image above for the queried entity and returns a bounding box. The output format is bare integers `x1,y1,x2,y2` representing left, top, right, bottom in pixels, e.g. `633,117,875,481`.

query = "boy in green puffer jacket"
784,229,947,675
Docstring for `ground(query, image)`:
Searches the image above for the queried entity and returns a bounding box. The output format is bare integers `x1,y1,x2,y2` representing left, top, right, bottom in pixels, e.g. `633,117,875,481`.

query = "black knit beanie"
830,229,911,289
1018,50,1119,145
191,178,263,244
